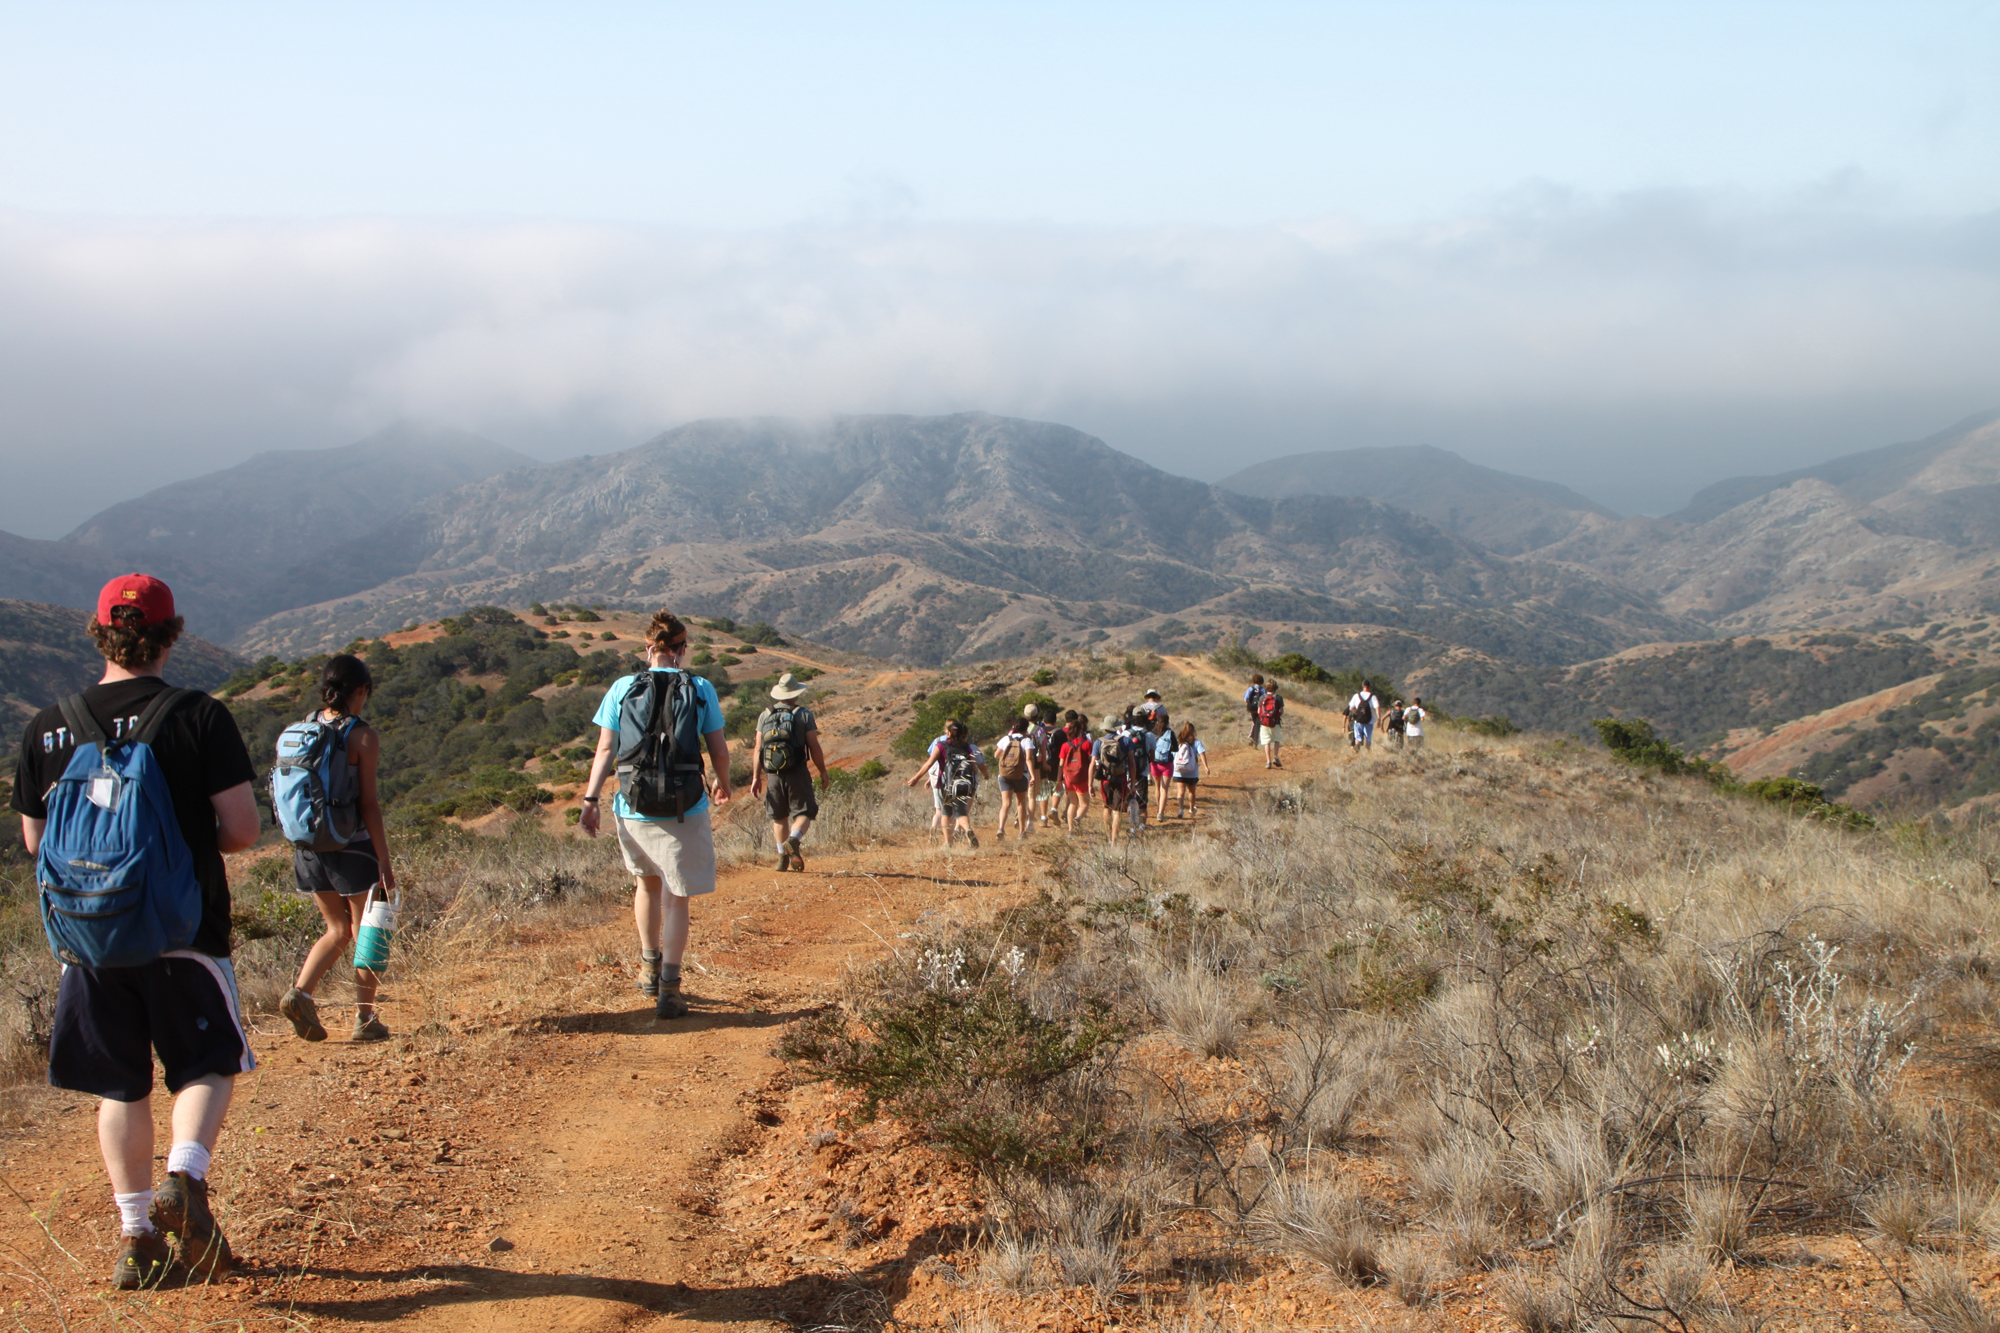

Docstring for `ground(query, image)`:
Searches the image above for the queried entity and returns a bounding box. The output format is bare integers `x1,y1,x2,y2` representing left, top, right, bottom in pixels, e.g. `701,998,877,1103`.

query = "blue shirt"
592,669,727,821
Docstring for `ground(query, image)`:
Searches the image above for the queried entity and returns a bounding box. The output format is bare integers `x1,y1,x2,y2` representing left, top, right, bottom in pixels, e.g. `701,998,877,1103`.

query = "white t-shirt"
1404,706,1424,737
1173,738,1206,778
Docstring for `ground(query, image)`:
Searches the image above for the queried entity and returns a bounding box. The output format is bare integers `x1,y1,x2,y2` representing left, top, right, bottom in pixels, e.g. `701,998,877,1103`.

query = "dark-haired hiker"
279,655,397,1044
1258,680,1286,768
1150,712,1177,820
1056,713,1092,833
1386,700,1407,752
13,575,259,1288
1093,715,1133,845
1026,705,1059,830
1171,721,1210,818
580,610,732,1020
1244,673,1266,747
991,716,1037,841
906,719,986,848
1405,698,1428,752
1346,682,1377,754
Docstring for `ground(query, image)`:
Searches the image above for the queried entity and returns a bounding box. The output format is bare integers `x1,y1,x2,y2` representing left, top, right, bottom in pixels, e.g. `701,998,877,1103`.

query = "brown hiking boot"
112,1230,172,1289
352,1013,391,1042
655,978,689,1020
786,837,805,873
152,1172,231,1279
279,987,326,1042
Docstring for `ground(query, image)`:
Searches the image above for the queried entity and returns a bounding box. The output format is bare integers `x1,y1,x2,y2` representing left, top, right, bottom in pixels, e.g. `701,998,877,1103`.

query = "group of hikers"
905,688,1212,848
1240,672,1427,757
7,581,814,1289
7,575,1430,1289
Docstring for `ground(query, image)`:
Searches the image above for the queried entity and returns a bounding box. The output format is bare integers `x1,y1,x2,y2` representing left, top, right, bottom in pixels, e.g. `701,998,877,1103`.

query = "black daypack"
943,744,979,802
1350,694,1375,726
615,671,707,820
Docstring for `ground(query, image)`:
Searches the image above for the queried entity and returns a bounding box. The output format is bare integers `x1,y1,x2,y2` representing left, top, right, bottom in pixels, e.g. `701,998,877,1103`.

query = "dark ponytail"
321,654,375,716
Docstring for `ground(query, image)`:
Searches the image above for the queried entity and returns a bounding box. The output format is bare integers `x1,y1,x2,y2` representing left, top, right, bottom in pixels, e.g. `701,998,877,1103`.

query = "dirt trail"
0,704,1323,1331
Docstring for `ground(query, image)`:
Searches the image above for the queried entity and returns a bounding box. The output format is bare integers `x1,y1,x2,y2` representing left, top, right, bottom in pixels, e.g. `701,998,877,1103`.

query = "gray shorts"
614,809,718,897
762,765,819,824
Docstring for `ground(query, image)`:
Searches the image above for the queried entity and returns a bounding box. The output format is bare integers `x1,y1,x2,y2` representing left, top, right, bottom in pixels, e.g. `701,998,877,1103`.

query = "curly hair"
644,609,689,655
87,606,184,670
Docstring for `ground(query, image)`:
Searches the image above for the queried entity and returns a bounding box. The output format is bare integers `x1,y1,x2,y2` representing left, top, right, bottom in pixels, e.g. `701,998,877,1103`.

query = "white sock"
166,1141,211,1181
114,1189,155,1236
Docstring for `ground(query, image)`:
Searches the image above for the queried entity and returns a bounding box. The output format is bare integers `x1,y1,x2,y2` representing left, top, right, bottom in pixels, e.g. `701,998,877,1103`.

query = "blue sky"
1,2,1997,532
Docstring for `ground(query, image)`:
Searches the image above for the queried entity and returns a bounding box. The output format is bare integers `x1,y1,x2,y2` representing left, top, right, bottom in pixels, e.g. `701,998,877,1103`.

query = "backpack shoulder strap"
128,686,192,746
58,694,109,751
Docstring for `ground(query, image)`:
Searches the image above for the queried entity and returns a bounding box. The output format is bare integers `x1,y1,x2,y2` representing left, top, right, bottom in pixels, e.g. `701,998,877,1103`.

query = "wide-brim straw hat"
770,672,810,701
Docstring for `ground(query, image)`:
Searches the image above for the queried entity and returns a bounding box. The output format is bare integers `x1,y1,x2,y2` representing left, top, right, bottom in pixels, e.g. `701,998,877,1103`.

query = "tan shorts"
614,809,718,897
1260,725,1283,745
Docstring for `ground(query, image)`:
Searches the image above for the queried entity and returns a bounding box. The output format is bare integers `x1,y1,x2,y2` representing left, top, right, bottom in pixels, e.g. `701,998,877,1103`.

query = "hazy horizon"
2,2,1996,534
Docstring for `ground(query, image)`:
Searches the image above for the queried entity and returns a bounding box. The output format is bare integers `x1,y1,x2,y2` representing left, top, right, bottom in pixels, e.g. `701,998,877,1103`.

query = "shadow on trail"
268,1222,968,1325
524,1003,814,1037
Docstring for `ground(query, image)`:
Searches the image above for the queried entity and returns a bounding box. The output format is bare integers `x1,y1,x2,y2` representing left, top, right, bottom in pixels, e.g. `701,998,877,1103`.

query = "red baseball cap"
96,574,177,628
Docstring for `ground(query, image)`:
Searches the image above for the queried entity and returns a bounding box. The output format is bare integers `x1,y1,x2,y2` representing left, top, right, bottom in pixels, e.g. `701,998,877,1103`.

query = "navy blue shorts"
49,954,256,1103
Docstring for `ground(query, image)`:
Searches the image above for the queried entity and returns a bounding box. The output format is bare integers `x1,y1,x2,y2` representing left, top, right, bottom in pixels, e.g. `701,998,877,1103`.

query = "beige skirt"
614,809,718,896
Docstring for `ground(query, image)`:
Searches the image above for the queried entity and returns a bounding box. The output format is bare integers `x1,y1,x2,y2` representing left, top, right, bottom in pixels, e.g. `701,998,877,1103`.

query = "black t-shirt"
11,678,256,957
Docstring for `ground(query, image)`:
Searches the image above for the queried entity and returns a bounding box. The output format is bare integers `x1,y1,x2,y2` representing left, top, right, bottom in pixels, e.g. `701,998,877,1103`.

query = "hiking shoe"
152,1172,231,1278
351,1014,391,1043
966,831,979,849
112,1230,172,1290
786,837,805,873
638,955,661,997
776,845,792,872
278,987,326,1042
655,979,689,1020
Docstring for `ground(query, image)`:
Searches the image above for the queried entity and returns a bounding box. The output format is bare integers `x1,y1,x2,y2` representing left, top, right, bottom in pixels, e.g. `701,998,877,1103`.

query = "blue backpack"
1153,730,1177,764
36,689,204,969
270,713,363,851
616,671,707,820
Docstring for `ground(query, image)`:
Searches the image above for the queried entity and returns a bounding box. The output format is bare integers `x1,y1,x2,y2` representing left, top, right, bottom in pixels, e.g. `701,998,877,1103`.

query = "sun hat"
770,672,810,701
1144,688,1161,700
96,574,176,628
1023,703,1040,720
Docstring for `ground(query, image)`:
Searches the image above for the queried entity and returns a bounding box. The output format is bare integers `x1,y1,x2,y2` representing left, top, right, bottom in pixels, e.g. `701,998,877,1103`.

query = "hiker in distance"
1347,680,1379,753
990,714,1039,841
1094,713,1135,845
1026,704,1061,830
580,610,732,1020
1150,709,1177,821
277,654,397,1044
1243,672,1267,747
1170,720,1210,818
1257,679,1286,768
11,575,259,1288
1385,698,1407,752
1404,696,1428,751
1056,710,1093,834
905,718,987,848
750,673,828,872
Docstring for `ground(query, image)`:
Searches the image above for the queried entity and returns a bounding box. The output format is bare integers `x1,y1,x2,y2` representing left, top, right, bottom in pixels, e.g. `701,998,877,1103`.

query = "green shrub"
572,609,602,623
857,758,890,781
1030,666,1058,687
738,621,787,646
1458,715,1521,738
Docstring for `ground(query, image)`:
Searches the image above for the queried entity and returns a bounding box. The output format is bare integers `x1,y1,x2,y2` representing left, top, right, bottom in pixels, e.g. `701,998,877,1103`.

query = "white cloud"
1,194,1996,533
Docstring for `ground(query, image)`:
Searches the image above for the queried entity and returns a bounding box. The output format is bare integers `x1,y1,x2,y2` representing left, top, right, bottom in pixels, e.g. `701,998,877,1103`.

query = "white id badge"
88,773,121,810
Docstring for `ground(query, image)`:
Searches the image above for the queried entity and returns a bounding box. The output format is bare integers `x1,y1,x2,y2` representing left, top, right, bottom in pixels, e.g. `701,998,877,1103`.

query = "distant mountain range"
7,407,2000,815
1216,444,1619,555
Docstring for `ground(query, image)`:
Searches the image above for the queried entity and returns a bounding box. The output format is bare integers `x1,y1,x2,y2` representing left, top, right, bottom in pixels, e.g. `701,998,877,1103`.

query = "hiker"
1258,679,1286,768
580,609,732,1021
1347,681,1378,753
1026,705,1060,829
1171,721,1210,818
1136,688,1170,734
990,715,1038,841
1405,697,1427,752
751,673,829,873
1244,672,1266,747
905,719,987,848
1093,713,1133,845
1057,712,1093,833
11,575,259,1289
1150,711,1177,820
1386,699,1407,753
277,654,397,1045
1122,714,1152,838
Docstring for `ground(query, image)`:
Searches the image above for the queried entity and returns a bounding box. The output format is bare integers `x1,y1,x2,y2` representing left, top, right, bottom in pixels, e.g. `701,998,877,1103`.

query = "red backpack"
1258,692,1285,726
1061,735,1092,787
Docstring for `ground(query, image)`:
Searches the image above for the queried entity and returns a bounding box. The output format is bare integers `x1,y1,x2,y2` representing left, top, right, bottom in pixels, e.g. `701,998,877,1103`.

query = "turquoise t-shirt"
592,669,727,821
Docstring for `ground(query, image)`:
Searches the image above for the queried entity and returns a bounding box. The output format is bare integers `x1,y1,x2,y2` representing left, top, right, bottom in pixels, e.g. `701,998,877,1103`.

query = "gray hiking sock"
661,963,682,983
641,949,662,963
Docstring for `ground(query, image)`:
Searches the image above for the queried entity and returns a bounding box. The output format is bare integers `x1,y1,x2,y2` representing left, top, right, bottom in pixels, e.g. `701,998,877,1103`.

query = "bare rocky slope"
230,413,1697,665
